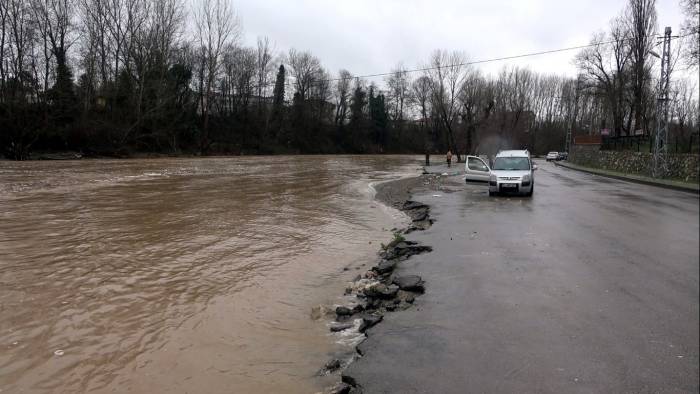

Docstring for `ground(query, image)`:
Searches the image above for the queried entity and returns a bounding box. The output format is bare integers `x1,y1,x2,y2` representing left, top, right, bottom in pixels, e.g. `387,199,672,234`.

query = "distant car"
546,152,559,161
464,150,536,197
558,152,568,161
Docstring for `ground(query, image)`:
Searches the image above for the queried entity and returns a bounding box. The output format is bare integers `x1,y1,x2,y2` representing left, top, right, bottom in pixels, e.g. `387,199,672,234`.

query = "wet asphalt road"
346,161,699,393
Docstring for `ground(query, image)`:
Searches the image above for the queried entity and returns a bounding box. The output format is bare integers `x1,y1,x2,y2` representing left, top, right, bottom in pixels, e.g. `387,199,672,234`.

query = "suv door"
465,156,491,182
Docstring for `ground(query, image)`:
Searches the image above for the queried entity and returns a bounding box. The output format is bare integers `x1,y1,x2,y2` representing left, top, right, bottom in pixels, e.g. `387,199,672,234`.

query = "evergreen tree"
347,85,368,151
50,62,77,126
271,65,286,144
368,86,388,149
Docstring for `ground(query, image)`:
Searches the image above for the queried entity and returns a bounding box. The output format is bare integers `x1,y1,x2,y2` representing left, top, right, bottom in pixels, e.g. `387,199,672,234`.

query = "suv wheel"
526,184,534,197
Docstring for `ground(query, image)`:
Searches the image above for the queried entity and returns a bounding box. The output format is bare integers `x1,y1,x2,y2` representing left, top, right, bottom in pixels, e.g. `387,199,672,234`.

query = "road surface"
346,161,699,393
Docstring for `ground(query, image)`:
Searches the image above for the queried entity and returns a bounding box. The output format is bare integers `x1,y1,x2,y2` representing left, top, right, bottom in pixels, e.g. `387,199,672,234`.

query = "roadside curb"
553,161,700,194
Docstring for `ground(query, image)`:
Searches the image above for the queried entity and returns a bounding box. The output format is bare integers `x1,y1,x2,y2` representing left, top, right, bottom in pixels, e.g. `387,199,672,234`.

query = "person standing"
446,150,453,168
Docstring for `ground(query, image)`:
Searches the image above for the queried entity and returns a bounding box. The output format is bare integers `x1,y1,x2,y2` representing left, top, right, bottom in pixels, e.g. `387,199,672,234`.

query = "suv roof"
496,150,530,158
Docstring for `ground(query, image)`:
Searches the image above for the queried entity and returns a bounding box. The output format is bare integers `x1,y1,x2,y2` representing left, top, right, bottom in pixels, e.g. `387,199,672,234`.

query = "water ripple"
0,155,419,393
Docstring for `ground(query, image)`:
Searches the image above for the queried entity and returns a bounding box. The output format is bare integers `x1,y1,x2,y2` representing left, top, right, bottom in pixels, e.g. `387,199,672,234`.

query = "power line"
255,32,697,91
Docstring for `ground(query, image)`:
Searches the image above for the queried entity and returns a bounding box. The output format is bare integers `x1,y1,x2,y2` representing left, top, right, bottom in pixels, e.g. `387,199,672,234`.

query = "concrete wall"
569,144,699,182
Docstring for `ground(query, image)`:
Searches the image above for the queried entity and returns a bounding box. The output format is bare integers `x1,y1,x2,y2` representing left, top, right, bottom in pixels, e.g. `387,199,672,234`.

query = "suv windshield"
493,157,530,171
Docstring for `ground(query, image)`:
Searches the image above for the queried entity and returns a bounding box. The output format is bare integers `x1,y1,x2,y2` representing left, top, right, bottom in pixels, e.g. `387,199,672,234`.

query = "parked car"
546,151,559,161
465,150,536,197
558,152,568,160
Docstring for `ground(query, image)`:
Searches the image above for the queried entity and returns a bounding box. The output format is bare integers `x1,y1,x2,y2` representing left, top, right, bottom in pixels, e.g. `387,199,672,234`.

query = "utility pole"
653,26,672,178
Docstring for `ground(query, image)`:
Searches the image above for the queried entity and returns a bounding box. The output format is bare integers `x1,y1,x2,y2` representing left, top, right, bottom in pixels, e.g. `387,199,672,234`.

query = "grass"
381,231,406,250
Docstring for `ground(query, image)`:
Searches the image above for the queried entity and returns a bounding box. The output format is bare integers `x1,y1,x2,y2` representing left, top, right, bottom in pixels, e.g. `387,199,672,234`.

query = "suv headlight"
522,174,530,183
489,174,497,182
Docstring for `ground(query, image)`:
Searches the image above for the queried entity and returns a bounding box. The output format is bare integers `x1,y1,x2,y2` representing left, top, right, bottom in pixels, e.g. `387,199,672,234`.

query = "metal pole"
653,27,672,178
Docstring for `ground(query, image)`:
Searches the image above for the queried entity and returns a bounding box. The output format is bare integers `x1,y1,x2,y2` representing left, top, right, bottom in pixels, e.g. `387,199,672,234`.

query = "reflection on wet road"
346,160,699,393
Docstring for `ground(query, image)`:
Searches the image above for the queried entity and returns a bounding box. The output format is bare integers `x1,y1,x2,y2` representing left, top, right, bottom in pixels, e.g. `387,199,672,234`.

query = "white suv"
464,150,537,197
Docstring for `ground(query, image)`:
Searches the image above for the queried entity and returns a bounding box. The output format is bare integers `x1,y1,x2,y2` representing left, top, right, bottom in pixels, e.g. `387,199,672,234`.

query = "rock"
365,298,380,310
393,275,425,293
382,249,397,260
352,304,365,314
364,283,399,299
336,314,351,322
329,383,352,394
408,245,432,255
336,306,353,316
359,314,383,332
412,219,433,230
374,260,396,274
411,210,429,222
396,290,416,302
330,322,355,332
403,200,427,210
341,373,358,387
389,243,432,259
322,359,342,374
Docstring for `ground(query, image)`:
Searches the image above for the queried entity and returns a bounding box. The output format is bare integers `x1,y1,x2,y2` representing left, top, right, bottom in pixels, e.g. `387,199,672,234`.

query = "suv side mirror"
532,164,538,171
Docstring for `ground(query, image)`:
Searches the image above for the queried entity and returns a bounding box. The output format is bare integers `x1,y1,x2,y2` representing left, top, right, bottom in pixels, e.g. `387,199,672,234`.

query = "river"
0,155,421,393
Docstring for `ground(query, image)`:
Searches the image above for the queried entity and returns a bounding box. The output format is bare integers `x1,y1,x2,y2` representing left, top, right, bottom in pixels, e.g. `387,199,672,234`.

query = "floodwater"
0,155,421,393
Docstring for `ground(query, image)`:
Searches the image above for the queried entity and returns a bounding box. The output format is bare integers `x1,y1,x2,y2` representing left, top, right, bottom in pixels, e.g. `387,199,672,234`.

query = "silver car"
464,150,537,197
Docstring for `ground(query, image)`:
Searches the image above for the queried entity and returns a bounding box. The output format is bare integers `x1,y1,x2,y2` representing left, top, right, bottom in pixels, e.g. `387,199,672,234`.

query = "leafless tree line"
0,0,696,159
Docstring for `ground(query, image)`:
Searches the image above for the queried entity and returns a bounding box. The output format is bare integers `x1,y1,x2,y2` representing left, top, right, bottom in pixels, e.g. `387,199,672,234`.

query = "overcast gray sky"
235,0,695,85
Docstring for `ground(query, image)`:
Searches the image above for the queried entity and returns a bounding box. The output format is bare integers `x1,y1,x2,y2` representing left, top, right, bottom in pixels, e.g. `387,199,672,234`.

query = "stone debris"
330,322,355,332
392,275,425,293
358,314,383,333
322,195,434,393
336,306,353,316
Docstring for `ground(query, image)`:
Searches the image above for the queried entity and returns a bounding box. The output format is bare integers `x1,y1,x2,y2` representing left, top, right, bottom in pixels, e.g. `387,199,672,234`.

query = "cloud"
234,0,695,84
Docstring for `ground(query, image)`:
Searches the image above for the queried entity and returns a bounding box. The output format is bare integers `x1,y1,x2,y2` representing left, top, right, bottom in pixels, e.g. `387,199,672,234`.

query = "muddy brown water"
0,155,421,393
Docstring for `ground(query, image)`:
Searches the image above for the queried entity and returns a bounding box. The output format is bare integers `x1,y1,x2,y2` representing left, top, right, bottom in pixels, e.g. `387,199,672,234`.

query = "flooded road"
0,155,421,393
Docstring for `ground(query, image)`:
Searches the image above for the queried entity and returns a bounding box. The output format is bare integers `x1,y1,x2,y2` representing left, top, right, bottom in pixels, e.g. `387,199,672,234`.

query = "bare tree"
385,63,409,126
625,0,657,134
425,50,467,161
286,48,322,101
194,0,240,154
679,0,699,69
5,0,32,95
334,69,352,126
576,16,632,136
669,80,698,150
0,0,9,101
459,69,494,154
255,36,273,107
410,75,432,155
